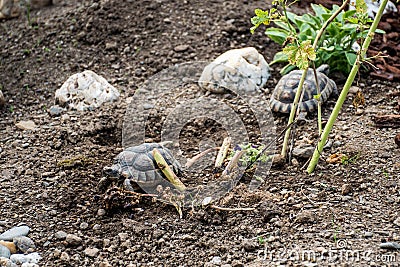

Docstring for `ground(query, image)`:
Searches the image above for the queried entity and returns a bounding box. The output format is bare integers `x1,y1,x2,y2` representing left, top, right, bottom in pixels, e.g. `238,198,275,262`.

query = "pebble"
295,211,316,224
92,224,101,231
10,253,41,264
0,226,30,241
0,245,10,258
60,252,69,261
292,146,314,159
99,261,112,267
54,231,67,240
48,105,64,116
380,242,400,250
84,247,99,257
210,256,221,265
21,263,39,267
13,237,35,253
394,217,400,227
97,209,106,216
174,44,189,52
15,121,36,131
364,232,373,238
341,184,352,195
242,239,257,252
79,222,89,230
65,234,82,246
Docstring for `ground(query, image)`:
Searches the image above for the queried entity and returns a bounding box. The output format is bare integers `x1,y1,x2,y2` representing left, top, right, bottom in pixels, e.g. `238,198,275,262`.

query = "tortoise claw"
297,112,312,125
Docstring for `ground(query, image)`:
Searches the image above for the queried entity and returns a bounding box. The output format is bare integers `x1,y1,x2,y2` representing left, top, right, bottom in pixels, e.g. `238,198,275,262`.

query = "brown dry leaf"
352,90,365,109
326,153,346,164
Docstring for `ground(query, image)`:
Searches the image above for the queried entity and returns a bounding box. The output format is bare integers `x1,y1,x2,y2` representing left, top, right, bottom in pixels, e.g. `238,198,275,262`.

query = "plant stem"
280,0,350,157
307,0,388,173
312,63,322,135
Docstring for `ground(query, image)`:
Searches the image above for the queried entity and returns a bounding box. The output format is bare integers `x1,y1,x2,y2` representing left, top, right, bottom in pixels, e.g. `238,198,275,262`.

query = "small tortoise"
103,143,182,191
270,64,338,114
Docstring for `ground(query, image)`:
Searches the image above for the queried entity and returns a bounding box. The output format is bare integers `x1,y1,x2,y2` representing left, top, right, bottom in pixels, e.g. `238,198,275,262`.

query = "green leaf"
374,29,385,34
345,52,357,65
270,51,288,65
265,28,289,45
280,64,296,75
311,4,327,18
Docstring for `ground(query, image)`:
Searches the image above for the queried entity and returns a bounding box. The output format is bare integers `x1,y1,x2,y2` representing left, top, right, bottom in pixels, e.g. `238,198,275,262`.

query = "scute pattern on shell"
270,65,337,113
108,143,182,184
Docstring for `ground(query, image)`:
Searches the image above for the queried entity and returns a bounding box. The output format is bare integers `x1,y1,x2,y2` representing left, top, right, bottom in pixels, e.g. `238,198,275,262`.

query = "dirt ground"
1,0,400,266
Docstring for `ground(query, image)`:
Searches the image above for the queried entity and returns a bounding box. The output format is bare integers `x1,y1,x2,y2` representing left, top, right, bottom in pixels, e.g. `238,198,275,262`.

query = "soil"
0,0,400,266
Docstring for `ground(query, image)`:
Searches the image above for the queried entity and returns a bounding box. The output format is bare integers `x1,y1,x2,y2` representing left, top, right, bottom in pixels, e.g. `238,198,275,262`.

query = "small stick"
185,147,220,168
210,205,255,211
153,148,186,192
215,137,232,168
222,150,246,177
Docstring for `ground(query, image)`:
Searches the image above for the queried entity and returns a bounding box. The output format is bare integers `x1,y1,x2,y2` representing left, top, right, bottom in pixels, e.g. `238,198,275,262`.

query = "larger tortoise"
270,65,338,114
103,143,182,191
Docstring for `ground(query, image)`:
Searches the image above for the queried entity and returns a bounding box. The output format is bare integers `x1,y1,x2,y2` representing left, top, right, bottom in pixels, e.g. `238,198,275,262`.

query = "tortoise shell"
270,65,337,113
105,143,182,184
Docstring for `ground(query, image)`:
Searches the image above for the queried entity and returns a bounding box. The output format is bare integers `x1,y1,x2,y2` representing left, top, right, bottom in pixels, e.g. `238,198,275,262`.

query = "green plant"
340,153,360,165
252,2,383,74
307,0,389,173
230,143,271,166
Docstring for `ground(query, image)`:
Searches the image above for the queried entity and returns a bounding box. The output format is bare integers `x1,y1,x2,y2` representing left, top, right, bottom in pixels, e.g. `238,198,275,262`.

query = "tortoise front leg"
123,178,135,192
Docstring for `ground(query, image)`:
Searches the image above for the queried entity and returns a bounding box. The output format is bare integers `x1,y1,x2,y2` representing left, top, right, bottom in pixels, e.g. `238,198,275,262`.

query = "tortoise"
270,64,338,114
103,143,182,191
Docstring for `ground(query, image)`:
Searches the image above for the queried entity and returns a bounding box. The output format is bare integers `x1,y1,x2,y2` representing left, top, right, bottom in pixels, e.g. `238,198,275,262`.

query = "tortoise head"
103,166,119,177
316,64,330,75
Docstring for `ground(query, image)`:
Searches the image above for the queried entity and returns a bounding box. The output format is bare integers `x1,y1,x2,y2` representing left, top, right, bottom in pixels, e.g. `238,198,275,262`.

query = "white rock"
199,47,270,93
55,70,120,111
84,247,99,257
10,253,41,264
0,257,16,267
0,226,30,241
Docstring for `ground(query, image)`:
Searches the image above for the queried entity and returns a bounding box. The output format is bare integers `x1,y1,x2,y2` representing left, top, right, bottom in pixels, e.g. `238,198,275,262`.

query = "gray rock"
0,0,20,19
380,242,400,250
48,105,64,117
65,234,82,246
0,226,30,241
0,245,10,258
79,222,89,230
199,47,270,93
55,70,120,111
83,247,99,257
54,231,67,240
292,146,314,159
13,237,35,253
10,253,41,264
